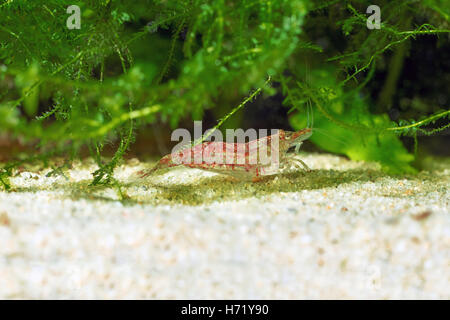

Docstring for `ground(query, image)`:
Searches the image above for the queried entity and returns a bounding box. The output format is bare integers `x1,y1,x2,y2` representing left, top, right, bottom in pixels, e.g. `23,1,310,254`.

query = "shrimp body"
141,128,312,181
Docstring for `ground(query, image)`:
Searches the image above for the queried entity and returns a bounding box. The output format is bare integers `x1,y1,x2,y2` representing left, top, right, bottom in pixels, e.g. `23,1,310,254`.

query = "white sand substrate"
0,153,448,299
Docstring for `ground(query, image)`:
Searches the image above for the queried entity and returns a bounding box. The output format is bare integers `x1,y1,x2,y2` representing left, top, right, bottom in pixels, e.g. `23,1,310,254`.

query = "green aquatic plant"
284,69,449,173
0,0,449,190
281,1,449,173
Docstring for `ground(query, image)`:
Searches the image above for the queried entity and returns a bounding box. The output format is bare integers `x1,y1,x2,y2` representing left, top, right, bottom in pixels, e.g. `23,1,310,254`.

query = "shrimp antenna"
312,128,348,146
308,99,314,130
306,100,310,129
304,58,314,131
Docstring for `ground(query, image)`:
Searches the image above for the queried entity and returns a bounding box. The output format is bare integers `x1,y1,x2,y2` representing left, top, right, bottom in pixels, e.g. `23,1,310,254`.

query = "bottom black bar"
0,300,440,318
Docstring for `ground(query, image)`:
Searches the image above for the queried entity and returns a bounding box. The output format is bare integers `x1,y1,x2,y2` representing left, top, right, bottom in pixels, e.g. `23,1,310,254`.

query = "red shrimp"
140,128,312,182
